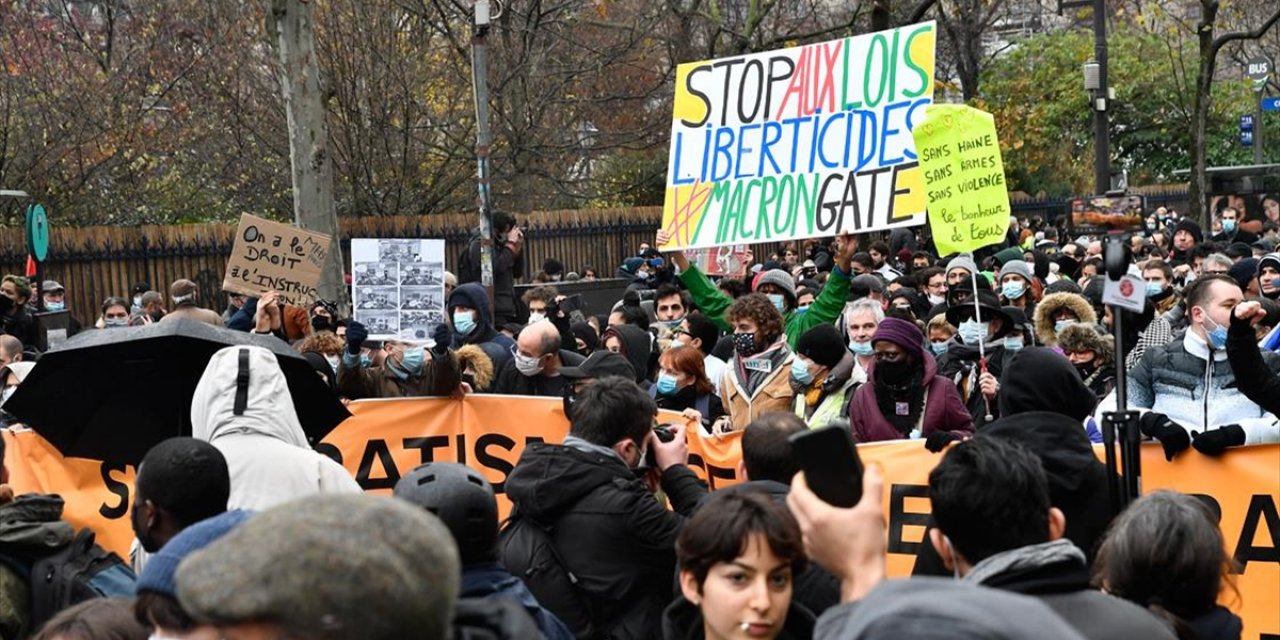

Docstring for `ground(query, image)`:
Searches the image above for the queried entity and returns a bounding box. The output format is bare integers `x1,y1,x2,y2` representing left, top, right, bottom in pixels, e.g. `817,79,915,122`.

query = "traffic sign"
1241,114,1255,129
1242,130,1255,146
25,204,48,262
1265,97,1280,112
1247,56,1272,90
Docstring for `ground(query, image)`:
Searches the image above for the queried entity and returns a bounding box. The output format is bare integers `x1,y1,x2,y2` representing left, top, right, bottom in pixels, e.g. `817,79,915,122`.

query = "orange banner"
2,429,136,559
4,395,1275,639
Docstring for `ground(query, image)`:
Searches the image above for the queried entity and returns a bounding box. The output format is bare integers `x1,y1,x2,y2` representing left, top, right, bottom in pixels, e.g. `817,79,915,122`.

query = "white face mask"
0,386,15,406
928,293,946,306
514,351,544,377
670,339,685,349
324,354,341,372
528,312,546,324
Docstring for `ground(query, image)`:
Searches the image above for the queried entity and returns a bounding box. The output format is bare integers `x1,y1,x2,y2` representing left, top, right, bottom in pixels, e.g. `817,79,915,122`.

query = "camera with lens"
642,424,676,469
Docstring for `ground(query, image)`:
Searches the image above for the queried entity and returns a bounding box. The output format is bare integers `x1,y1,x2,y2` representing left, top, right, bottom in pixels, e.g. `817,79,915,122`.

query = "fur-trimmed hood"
456,344,495,391
1034,292,1098,346
1055,323,1114,366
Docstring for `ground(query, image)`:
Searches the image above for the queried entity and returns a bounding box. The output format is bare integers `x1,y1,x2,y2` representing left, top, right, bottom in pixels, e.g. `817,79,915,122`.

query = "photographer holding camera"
458,211,525,326
502,377,707,639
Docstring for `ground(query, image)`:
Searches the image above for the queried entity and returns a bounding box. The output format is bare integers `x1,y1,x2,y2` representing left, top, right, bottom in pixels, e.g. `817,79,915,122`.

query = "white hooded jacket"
191,345,360,510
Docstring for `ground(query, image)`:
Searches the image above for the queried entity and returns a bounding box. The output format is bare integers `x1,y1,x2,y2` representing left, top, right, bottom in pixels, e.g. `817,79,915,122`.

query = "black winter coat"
500,443,707,640
1226,312,1280,416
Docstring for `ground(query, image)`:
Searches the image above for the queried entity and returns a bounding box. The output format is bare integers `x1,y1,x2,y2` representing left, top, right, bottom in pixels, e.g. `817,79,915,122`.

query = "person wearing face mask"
926,315,956,358
446,283,516,372
1097,275,1280,459
493,320,586,397
1210,206,1258,245
840,299,882,382
307,299,338,334
39,280,83,336
997,259,1039,317
789,325,858,426
600,323,655,388
713,294,796,434
1001,306,1032,351
98,297,132,330
1057,323,1116,400
129,290,167,327
0,275,38,348
935,290,1013,429
648,346,724,429
1033,292,1097,348
658,230,860,349
502,377,706,639
848,317,973,447
337,320,460,399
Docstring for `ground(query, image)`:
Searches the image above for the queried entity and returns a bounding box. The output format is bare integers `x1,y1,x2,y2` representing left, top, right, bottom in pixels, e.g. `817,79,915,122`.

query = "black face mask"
311,315,331,332
148,310,164,321
876,359,914,385
1075,362,1097,380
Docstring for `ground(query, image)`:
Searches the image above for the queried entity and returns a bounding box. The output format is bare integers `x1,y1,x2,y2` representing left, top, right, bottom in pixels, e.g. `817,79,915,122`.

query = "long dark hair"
1092,491,1239,639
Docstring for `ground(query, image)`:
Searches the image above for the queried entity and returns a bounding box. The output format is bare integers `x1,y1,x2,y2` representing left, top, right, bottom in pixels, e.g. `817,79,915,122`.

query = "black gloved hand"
1191,424,1246,456
924,430,959,453
1139,412,1191,461
430,322,451,357
345,321,368,355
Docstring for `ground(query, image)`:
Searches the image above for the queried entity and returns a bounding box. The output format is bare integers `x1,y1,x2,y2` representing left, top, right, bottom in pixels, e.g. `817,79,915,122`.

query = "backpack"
498,512,597,639
0,529,137,629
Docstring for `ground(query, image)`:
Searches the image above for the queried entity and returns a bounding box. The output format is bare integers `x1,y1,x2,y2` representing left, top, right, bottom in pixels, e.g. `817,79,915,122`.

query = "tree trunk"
1188,0,1217,227
270,0,347,308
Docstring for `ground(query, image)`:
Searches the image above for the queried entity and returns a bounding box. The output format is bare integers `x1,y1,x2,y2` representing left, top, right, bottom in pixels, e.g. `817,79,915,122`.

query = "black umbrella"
4,318,350,466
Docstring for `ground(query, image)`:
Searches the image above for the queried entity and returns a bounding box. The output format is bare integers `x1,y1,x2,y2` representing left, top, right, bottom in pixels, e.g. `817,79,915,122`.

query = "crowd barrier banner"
5,395,1275,639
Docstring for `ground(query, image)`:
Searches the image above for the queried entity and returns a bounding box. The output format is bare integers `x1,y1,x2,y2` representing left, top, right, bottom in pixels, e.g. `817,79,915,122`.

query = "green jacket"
678,264,851,349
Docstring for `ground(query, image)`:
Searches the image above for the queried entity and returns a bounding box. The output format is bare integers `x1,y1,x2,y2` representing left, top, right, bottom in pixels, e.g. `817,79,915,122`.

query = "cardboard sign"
1103,274,1146,314
350,239,447,342
912,104,1012,257
222,214,332,306
659,23,936,251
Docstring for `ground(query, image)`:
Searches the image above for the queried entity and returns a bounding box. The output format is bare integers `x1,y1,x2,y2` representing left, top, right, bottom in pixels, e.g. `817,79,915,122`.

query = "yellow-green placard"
911,104,1011,256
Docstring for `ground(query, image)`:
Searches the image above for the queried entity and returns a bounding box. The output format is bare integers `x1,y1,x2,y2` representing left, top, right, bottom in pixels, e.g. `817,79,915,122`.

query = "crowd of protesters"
0,203,1272,639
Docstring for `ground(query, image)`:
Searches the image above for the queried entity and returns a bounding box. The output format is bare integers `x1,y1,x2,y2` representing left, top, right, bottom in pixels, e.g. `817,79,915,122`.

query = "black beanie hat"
1174,217,1203,244
796,324,846,368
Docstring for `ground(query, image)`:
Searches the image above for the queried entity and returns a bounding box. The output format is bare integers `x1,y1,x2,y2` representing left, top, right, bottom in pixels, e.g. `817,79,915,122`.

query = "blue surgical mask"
1055,319,1077,333
958,320,988,345
45,301,65,312
1222,219,1237,233
1005,336,1024,352
104,317,128,328
656,373,679,396
1001,281,1025,300
791,358,813,384
1201,309,1228,350
930,341,949,356
399,346,425,376
767,293,786,312
453,310,476,335
1145,282,1165,298
360,353,373,368
848,339,873,356
794,305,809,315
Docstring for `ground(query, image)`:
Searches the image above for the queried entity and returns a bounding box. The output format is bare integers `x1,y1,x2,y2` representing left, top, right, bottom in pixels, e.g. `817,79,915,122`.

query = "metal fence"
0,207,666,324
0,189,1193,324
